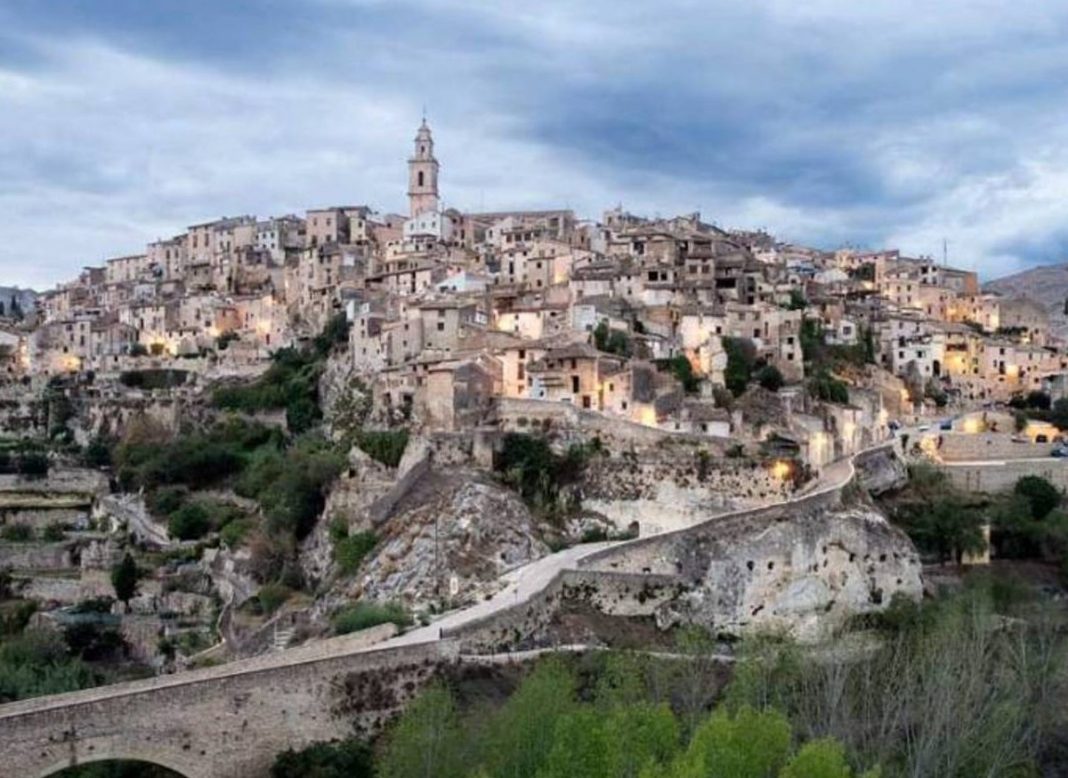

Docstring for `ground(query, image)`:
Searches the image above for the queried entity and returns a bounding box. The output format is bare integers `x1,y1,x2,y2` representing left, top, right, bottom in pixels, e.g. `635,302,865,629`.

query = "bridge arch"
38,752,196,778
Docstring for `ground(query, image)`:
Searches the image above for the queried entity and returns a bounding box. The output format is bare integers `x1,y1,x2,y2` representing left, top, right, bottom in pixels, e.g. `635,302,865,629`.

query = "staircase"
271,624,295,652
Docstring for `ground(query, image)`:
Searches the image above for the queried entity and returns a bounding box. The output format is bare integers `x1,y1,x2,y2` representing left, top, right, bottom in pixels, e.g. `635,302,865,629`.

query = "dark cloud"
2,1,1068,287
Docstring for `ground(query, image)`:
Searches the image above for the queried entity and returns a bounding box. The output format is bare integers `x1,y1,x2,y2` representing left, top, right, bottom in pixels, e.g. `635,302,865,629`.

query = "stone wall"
937,432,1055,462
496,397,729,455
443,570,683,654
0,541,75,570
16,570,114,605
0,638,458,778
582,455,787,535
443,444,919,646
940,458,1068,493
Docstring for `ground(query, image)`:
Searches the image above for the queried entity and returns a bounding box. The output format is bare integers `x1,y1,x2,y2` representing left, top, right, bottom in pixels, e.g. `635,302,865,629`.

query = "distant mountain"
984,263,1068,339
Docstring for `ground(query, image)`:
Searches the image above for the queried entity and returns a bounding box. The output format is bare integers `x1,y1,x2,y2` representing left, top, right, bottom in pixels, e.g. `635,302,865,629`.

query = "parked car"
1051,446,1068,458
939,420,953,431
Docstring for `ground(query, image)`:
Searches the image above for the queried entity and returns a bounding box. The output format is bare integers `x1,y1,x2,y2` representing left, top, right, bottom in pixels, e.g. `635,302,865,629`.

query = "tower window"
418,171,424,187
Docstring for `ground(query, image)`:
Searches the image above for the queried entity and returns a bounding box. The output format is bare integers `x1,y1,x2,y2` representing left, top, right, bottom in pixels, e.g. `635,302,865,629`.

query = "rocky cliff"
659,504,921,642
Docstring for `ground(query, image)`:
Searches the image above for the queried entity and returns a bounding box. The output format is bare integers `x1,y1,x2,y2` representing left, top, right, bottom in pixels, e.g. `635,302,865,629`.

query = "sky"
3,0,1068,289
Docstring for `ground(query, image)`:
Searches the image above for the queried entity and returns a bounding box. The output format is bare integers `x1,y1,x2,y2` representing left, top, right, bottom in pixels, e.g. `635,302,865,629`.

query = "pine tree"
111,552,141,605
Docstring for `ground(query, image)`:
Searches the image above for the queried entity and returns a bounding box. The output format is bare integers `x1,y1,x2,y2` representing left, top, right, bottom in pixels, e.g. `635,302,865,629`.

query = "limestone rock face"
854,446,908,496
658,506,922,642
299,447,395,585
342,469,549,609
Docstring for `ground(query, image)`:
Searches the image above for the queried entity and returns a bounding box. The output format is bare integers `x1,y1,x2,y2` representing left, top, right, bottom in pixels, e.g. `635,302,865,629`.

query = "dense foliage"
593,319,631,357
332,522,379,576
887,465,987,564
723,337,757,396
807,371,850,404
271,739,373,778
661,355,700,394
352,428,409,468
273,578,1066,778
0,629,104,703
332,601,412,634
212,313,350,435
494,433,599,517
110,553,141,605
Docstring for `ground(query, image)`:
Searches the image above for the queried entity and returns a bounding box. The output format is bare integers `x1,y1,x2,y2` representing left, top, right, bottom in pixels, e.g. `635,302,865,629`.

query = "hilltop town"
1,120,1067,777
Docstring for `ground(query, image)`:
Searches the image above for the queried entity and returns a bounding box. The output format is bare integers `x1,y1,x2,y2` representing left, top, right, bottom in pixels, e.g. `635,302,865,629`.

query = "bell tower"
407,117,440,218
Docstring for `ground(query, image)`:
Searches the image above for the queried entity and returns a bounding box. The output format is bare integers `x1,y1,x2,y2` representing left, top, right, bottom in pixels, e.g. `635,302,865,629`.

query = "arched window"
418,171,424,187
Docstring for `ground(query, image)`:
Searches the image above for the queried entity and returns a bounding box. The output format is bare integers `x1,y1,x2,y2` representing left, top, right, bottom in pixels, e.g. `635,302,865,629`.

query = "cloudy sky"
3,0,1068,289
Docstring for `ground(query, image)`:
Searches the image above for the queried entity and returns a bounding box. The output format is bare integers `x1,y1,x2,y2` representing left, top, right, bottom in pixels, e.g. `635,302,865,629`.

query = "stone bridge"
0,443,909,777
0,631,456,778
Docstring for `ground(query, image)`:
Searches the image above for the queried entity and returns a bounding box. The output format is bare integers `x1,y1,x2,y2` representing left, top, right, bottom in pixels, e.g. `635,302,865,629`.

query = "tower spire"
407,117,440,218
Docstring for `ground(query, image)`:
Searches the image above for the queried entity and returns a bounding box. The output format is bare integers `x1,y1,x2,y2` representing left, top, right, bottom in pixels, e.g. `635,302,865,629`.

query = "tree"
110,553,141,605
672,706,792,778
378,682,464,778
723,338,757,396
896,492,987,564
1014,475,1061,520
861,326,876,365
538,708,614,778
271,739,373,778
757,365,784,392
479,657,578,777
1049,398,1068,430
666,355,700,394
809,371,849,404
788,289,808,310
779,739,863,778
167,503,212,540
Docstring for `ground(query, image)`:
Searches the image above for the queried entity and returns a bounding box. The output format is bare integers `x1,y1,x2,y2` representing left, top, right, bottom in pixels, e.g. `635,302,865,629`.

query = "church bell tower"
407,118,440,218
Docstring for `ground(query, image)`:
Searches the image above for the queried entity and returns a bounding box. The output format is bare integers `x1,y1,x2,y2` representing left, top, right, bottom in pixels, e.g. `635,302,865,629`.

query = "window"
437,322,445,331
418,171,424,187
571,376,580,393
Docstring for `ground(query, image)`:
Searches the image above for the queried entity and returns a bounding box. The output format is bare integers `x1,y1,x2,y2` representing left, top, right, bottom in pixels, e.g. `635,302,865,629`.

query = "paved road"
383,541,616,646
382,445,865,649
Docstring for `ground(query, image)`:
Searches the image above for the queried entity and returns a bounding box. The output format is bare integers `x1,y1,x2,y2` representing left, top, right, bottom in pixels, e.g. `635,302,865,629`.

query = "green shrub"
41,523,66,542
335,531,378,575
723,338,757,396
808,371,850,404
220,518,255,549
236,435,345,540
333,602,411,635
354,429,409,468
257,583,291,616
0,524,33,542
495,433,592,516
271,738,373,778
756,364,784,392
167,503,212,540
1014,475,1061,520
16,452,48,478
83,436,113,468
148,486,188,517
